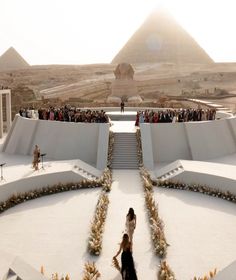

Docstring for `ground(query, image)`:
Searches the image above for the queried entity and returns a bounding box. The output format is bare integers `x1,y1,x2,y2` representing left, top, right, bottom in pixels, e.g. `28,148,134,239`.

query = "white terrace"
0,109,235,280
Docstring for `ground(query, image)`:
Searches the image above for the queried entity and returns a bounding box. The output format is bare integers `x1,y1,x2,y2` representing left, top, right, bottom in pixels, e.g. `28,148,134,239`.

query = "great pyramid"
112,9,214,64
0,47,30,71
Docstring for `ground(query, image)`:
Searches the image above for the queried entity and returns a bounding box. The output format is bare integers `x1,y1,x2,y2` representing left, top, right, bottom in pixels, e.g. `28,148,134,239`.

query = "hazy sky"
0,0,236,65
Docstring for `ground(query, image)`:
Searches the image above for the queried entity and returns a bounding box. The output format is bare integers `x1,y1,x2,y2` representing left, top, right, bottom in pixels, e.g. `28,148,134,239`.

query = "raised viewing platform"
0,109,236,280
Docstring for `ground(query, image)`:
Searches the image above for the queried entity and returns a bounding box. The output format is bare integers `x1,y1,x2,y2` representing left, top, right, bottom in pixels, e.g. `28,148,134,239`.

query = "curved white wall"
185,119,236,160
0,171,83,202
141,117,236,168
3,115,109,169
151,123,192,163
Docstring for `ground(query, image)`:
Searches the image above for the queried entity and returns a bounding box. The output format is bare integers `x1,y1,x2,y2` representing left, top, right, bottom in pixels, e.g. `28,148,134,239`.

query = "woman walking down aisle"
126,208,137,244
95,172,156,277
113,233,138,280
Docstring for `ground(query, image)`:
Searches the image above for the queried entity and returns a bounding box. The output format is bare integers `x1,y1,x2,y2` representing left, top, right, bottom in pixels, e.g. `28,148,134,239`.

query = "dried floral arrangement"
158,260,176,280
88,192,109,255
136,128,143,167
82,262,101,280
0,168,112,215
140,167,168,258
99,168,112,192
156,180,236,203
51,273,70,280
192,268,217,280
40,266,70,280
112,256,121,272
107,130,114,168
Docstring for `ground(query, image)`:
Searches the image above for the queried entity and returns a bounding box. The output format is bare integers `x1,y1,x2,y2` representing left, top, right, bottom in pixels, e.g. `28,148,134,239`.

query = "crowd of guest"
19,105,109,123
19,107,35,118
135,108,216,126
0,85,10,90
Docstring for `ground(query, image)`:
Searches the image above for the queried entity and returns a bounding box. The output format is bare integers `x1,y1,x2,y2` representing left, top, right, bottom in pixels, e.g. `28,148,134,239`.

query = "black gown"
121,248,138,280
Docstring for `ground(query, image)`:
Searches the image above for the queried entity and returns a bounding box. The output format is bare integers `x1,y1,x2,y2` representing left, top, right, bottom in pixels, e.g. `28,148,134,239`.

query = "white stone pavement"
96,169,158,280
154,187,236,280
0,188,101,279
0,118,236,279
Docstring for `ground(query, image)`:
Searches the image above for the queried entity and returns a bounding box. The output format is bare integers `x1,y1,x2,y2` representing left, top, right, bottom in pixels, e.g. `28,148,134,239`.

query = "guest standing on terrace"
121,101,125,113
32,145,40,171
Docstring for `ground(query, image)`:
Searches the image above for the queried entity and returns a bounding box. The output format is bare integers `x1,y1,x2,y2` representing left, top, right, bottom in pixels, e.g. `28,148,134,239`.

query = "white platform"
0,116,236,279
213,260,236,280
2,256,48,280
3,115,109,170
0,153,101,201
155,159,236,195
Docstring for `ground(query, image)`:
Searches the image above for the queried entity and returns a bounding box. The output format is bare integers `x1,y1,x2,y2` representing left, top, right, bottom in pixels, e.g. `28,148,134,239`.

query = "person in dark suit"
121,101,125,113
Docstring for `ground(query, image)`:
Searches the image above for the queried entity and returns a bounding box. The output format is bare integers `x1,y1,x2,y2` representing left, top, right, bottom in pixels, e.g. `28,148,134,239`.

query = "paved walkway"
97,119,158,279
97,169,158,280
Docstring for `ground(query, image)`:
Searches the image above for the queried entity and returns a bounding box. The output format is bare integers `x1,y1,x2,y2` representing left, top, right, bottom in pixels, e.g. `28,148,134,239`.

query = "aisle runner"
96,170,158,280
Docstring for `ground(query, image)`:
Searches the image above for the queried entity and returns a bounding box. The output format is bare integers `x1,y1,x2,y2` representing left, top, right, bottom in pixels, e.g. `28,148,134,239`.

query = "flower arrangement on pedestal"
82,262,101,280
140,167,168,258
158,260,176,280
88,193,109,255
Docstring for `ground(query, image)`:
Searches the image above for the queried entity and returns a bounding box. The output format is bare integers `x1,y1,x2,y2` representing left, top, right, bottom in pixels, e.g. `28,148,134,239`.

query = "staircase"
157,165,184,181
111,132,139,169
74,166,99,180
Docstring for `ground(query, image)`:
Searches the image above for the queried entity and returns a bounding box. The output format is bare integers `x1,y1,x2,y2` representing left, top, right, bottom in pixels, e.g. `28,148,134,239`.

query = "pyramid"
0,47,29,71
112,9,214,64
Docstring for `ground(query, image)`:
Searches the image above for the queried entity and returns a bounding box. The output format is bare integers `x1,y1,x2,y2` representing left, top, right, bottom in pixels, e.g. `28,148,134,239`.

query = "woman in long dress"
32,145,40,170
126,208,136,244
113,234,138,280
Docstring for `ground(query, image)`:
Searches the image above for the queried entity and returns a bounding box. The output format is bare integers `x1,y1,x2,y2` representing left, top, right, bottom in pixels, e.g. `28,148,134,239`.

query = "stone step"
113,151,138,154
112,156,138,159
112,160,139,164
114,136,136,139
114,142,136,144
111,165,139,169
114,139,136,141
112,161,138,165
114,147,137,150
113,154,138,158
112,157,138,161
112,131,139,169
113,151,138,155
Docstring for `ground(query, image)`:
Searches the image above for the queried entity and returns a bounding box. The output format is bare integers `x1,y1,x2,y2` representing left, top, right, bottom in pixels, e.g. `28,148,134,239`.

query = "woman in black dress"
113,233,138,280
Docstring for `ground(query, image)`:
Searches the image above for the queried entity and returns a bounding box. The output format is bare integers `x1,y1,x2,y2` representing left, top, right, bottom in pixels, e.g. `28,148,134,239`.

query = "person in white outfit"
126,208,137,244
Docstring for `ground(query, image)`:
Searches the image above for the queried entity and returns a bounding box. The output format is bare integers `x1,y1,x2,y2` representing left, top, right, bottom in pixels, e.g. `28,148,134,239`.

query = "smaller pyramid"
0,47,30,71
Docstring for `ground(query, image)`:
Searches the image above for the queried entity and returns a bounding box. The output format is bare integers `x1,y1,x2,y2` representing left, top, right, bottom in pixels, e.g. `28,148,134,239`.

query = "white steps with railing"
155,160,184,181
73,166,100,181
157,165,184,181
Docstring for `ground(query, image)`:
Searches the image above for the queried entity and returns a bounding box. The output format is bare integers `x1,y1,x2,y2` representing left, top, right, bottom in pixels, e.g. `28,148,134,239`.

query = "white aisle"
97,169,158,280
